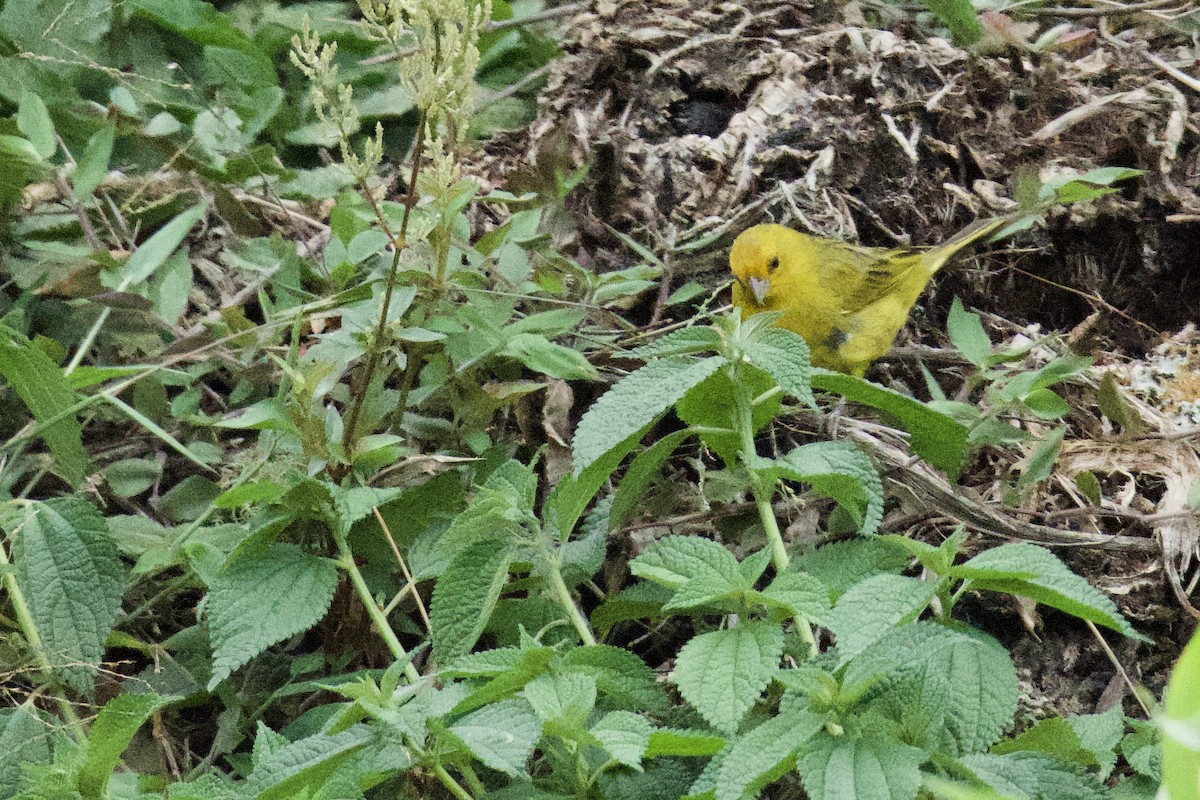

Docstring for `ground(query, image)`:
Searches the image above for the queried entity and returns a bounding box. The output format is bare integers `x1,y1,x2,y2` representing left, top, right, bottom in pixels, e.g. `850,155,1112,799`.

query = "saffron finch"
729,218,1007,375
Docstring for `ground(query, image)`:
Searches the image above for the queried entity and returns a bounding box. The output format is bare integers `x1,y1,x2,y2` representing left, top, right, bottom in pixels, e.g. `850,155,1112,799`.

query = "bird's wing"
815,244,923,314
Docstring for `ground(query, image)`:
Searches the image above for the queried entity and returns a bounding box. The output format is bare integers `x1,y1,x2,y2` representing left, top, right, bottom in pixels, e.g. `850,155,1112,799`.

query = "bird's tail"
924,214,1015,274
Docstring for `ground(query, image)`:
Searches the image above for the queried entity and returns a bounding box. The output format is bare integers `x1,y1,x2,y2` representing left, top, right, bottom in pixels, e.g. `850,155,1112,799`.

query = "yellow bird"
729,218,1007,376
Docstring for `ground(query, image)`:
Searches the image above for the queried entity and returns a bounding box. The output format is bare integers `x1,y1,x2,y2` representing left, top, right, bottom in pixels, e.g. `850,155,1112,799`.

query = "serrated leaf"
245,726,371,800
950,543,1145,640
561,644,671,715
560,494,610,583
990,717,1095,770
958,752,1109,800
206,543,338,689
633,537,744,594
0,328,88,487
592,711,653,769
677,363,780,466
743,328,815,407
674,621,783,734
610,429,690,531
755,570,831,625
792,538,911,599
411,468,528,581
573,356,723,475
623,327,722,359
504,333,598,380
430,539,513,663
844,622,1018,756
715,711,823,800
449,698,541,777
811,369,970,479
825,574,938,661
746,441,883,536
78,693,175,798
10,497,124,693
0,707,55,797
524,672,597,729
798,732,925,800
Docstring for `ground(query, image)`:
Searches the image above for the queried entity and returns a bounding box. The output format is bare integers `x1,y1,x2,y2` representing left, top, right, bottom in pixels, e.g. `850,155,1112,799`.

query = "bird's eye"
767,256,780,273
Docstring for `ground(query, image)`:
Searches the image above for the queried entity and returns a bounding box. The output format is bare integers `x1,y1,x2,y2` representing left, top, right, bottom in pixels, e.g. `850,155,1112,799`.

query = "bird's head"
729,224,785,306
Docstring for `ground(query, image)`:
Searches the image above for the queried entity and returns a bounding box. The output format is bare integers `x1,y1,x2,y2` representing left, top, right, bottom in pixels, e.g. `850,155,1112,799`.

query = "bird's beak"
748,277,770,305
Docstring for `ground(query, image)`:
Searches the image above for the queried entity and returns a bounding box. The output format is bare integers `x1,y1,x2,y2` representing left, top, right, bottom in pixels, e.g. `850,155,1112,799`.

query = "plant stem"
0,518,85,742
341,113,429,464
331,529,421,683
732,365,789,572
432,763,475,800
546,561,597,646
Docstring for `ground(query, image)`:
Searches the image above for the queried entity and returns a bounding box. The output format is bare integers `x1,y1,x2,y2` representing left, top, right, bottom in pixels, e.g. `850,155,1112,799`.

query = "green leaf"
9,497,124,693
610,429,690,531
1015,428,1065,492
592,711,653,770
991,708,1122,777
78,693,175,799
947,297,993,368
743,328,815,407
206,543,338,689
950,543,1146,640
678,363,780,466
958,752,1109,800
674,621,783,734
524,671,597,730
17,91,55,159
623,327,722,359
103,458,162,497
1163,623,1200,800
920,0,983,46
549,426,646,540
0,328,88,487
811,370,970,479
754,571,831,625
430,539,513,663
560,644,671,716
1022,388,1070,420
715,711,823,800
108,203,206,288
844,622,1018,756
503,333,598,380
825,574,938,661
629,534,743,589
792,538,911,599
411,466,527,580
1066,706,1123,778
1096,372,1145,435
746,441,884,536
245,725,371,800
72,123,115,200
798,732,925,800
449,698,541,777
573,356,723,475
0,706,55,797
645,728,726,758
